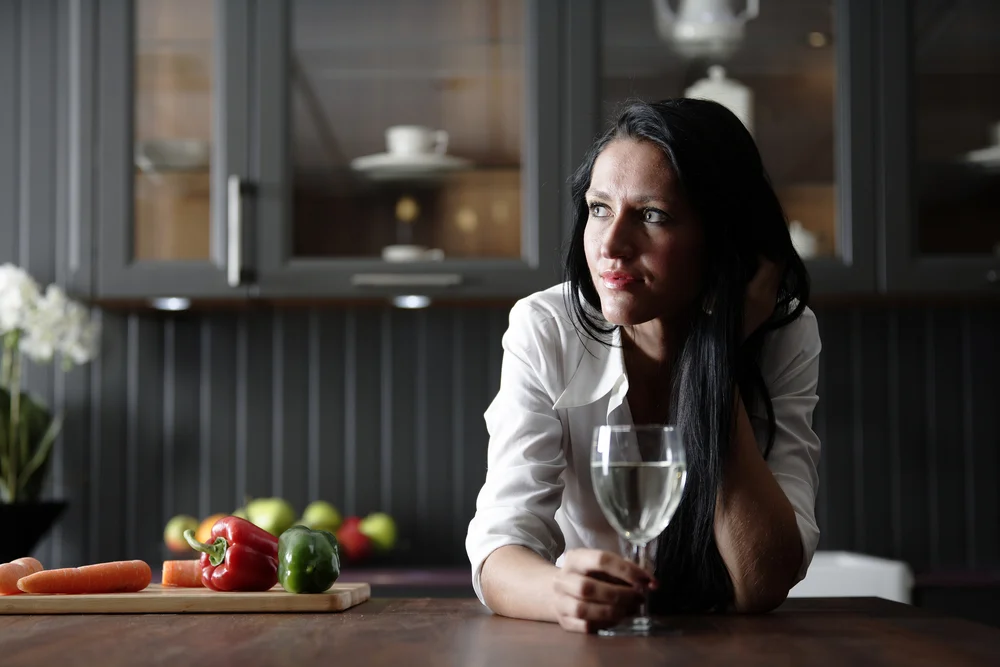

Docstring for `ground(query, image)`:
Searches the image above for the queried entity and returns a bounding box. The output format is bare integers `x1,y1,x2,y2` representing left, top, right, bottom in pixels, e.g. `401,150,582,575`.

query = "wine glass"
590,424,688,637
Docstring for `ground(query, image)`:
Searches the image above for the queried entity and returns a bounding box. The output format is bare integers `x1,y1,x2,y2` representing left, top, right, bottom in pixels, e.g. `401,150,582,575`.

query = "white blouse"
465,283,823,607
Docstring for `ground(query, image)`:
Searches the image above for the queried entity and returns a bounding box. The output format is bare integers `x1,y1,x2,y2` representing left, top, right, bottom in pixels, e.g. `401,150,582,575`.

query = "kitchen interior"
2,0,1000,637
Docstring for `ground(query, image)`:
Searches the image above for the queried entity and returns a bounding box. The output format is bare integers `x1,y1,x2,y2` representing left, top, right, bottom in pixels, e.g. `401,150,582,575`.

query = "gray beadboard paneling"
858,310,893,557
816,310,857,551
895,309,932,570
969,308,1000,567
930,309,967,569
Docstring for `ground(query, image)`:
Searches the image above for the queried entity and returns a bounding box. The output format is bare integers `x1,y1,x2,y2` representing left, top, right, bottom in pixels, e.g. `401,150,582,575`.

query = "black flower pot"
0,501,68,563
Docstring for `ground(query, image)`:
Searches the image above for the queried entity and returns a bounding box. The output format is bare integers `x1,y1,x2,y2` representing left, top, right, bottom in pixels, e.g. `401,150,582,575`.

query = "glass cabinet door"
913,0,1000,259
253,0,562,298
880,0,1000,292
96,0,250,299
133,0,214,263
599,0,876,292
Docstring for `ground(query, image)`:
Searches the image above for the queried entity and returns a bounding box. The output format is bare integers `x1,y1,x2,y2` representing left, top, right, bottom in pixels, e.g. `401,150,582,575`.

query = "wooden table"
2,597,999,666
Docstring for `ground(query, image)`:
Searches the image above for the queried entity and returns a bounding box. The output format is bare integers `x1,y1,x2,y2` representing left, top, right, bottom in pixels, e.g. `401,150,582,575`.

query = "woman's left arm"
714,390,806,613
715,260,823,613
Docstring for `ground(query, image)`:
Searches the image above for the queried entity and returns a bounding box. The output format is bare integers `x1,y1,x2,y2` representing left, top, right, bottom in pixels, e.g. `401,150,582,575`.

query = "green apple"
163,514,199,553
358,512,397,552
232,507,249,521
301,500,342,533
246,497,297,536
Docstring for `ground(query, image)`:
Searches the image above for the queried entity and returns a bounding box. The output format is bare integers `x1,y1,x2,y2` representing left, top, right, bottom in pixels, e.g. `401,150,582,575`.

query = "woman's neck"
621,318,686,383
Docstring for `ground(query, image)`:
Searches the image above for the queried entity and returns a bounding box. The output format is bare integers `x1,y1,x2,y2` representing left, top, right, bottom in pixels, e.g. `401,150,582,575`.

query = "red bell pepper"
183,516,279,591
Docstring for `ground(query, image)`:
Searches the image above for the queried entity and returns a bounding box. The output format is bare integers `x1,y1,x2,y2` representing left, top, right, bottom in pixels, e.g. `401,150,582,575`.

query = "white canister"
684,65,754,136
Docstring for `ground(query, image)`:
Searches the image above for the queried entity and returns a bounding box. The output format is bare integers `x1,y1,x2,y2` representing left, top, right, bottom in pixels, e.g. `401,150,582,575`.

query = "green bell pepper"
278,525,341,594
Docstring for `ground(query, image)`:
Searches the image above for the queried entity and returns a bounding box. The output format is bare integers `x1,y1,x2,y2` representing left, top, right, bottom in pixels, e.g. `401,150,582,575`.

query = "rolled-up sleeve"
760,309,823,583
465,301,567,606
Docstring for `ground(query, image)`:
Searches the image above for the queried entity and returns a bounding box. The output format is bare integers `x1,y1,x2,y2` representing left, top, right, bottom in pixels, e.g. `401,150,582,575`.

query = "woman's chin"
600,304,646,327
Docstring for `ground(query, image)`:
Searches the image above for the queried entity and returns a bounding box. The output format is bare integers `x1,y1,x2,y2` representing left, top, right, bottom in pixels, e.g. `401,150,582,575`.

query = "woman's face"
583,138,704,326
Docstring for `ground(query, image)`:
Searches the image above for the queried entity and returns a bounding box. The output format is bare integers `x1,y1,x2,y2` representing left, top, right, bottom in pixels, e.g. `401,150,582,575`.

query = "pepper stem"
183,529,229,567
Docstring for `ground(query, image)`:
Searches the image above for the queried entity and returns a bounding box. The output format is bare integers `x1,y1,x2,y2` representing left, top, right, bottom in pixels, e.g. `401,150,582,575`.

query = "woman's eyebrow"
586,189,667,205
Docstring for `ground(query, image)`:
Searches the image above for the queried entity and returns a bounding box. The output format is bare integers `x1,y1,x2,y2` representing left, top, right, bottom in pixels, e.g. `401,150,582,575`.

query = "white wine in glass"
590,424,688,637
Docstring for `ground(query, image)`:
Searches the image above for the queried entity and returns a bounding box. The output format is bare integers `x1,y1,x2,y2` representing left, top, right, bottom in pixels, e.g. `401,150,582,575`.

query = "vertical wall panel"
930,309,966,568
128,317,163,562
859,310,893,557
816,310,856,550
18,0,59,567
969,308,999,567
206,316,237,513
277,311,310,513
424,309,457,564
387,310,418,563
315,311,346,510
897,309,930,571
88,312,127,564
352,310,383,516
170,318,202,518
244,310,274,500
458,310,494,552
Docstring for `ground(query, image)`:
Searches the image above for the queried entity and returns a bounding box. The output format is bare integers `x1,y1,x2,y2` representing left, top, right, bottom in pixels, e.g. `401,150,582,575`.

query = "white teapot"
653,0,759,59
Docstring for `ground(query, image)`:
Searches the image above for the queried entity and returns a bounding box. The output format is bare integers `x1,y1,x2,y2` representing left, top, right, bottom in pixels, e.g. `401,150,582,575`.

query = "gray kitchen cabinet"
90,0,253,300
877,0,1000,293
250,0,566,299
83,0,571,302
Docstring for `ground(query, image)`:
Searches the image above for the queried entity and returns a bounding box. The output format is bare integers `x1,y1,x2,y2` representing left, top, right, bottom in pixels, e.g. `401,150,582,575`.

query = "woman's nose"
601,213,634,259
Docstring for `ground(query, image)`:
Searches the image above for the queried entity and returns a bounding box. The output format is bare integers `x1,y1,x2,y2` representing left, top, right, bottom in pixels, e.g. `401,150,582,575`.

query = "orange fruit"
195,513,228,544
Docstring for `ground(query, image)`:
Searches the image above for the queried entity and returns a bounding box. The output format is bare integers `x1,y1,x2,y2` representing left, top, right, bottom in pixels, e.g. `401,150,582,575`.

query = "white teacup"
386,125,449,156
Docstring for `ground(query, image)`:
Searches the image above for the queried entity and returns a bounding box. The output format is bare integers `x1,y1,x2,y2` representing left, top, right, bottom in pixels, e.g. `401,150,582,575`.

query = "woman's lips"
600,271,638,290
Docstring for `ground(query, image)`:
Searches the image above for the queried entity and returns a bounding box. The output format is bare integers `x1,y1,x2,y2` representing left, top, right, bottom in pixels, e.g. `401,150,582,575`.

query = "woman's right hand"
551,548,657,633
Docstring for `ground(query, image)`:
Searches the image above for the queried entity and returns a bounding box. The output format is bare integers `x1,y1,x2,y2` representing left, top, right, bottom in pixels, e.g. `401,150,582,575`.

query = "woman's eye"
589,203,611,218
643,208,670,224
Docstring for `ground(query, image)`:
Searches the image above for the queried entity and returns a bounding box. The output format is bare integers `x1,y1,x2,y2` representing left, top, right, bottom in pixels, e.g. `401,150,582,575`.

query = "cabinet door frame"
92,0,252,299
251,0,564,299
805,0,879,295
877,0,1000,293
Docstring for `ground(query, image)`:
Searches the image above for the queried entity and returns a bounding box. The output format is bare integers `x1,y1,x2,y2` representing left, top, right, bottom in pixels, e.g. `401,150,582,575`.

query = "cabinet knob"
988,269,999,284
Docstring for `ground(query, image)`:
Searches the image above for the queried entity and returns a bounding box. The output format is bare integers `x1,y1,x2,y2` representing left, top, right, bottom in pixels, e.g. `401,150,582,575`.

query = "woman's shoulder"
759,305,821,385
503,283,600,388
506,283,587,342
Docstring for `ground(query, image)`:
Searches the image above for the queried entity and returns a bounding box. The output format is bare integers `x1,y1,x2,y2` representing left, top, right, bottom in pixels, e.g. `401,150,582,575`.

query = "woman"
465,98,821,632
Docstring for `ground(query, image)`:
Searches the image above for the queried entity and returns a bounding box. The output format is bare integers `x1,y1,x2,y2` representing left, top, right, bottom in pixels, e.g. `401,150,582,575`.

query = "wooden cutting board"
0,582,370,614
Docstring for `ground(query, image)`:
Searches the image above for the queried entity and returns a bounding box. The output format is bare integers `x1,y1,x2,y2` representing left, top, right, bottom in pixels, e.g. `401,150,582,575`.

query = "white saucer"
964,144,1000,168
350,152,473,181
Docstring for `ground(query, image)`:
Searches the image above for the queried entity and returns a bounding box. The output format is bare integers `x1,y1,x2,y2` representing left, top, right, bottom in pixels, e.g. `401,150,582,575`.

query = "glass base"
597,615,680,637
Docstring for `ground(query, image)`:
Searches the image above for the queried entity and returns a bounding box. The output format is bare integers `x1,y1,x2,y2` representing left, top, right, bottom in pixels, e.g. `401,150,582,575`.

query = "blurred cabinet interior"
64,0,1000,301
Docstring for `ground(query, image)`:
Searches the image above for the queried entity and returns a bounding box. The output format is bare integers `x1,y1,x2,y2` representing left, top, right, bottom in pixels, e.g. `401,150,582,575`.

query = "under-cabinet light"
150,297,191,311
391,295,432,309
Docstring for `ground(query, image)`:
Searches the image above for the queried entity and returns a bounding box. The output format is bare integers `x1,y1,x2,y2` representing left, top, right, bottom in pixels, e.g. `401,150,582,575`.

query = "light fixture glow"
392,295,432,309
808,31,828,48
150,297,191,311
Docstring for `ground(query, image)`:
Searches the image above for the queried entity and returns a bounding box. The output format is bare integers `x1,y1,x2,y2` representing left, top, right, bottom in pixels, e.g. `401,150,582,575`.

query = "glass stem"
634,542,650,619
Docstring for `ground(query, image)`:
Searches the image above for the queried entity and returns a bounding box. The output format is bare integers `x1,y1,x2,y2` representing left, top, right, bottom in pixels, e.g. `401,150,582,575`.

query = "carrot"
16,560,151,595
161,559,204,588
0,557,44,595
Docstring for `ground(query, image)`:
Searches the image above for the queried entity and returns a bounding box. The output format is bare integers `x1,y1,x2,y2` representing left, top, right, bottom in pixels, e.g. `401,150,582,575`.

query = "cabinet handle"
227,175,246,288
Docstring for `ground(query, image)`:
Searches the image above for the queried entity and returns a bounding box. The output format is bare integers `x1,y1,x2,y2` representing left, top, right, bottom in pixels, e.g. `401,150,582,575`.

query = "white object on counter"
789,551,915,604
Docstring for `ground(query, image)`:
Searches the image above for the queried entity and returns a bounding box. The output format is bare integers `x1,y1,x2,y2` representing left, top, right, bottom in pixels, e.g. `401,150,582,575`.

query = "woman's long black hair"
564,98,810,613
